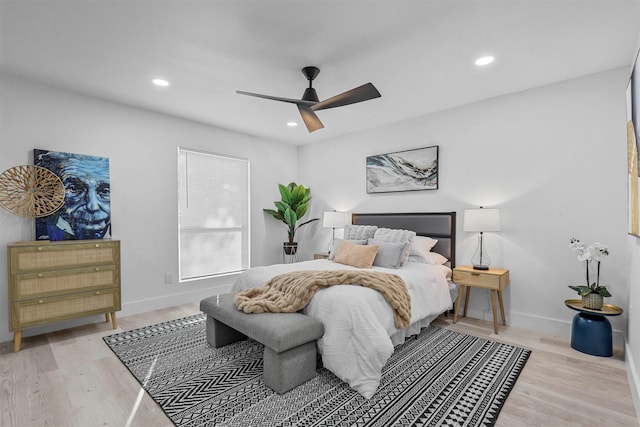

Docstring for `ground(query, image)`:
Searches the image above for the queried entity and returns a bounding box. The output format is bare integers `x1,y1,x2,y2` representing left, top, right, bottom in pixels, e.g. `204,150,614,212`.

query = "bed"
231,212,457,398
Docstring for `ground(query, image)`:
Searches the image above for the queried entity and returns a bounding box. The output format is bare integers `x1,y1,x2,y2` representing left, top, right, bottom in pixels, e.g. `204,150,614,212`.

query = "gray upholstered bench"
199,293,324,394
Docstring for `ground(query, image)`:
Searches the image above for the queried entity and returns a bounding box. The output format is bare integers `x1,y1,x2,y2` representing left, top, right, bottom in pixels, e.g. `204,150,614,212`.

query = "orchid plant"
568,237,611,297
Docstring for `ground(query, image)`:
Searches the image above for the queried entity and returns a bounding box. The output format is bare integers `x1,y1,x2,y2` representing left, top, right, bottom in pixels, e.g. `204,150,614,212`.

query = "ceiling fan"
236,66,381,133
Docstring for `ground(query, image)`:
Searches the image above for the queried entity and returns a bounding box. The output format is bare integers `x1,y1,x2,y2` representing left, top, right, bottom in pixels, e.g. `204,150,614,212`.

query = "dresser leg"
105,313,110,323
13,330,22,352
110,312,118,329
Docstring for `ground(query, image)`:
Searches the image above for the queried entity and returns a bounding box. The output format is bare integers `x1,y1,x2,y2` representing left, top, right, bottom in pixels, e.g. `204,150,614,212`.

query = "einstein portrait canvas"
34,149,111,241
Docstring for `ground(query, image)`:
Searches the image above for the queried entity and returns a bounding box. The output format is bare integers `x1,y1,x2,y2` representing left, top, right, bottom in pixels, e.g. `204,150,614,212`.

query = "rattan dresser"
8,239,121,352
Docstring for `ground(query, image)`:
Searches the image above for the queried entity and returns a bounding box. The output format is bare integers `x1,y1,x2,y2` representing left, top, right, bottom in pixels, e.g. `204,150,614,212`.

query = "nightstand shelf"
452,265,510,334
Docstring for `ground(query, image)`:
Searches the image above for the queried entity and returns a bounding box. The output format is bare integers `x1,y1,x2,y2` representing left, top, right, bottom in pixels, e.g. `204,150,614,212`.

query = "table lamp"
323,211,347,256
463,207,501,270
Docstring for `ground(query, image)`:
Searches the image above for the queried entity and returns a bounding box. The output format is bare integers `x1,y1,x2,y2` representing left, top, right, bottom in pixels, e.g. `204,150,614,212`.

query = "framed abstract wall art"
34,149,111,241
627,49,640,237
366,146,439,194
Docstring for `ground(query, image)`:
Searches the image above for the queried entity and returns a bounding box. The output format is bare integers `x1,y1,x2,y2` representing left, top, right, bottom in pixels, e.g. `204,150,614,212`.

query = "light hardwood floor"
1,304,638,427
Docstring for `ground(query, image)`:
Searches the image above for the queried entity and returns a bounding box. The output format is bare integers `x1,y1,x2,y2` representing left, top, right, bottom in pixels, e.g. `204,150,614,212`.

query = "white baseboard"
464,308,625,348
119,283,233,317
626,343,640,421
1,284,233,343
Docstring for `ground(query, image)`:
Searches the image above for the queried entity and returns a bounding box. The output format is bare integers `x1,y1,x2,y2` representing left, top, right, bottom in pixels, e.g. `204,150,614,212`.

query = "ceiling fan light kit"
237,66,381,133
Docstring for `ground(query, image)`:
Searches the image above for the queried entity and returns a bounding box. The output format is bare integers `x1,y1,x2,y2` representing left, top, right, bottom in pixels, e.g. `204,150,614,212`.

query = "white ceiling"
2,1,639,145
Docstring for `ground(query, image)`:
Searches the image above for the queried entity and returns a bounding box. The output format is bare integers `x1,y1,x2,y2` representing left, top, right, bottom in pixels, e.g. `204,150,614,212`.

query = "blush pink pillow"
334,240,379,268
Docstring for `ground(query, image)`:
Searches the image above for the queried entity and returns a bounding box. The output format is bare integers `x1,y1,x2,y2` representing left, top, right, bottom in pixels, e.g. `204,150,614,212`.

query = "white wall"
0,74,298,343
624,30,640,421
298,69,630,348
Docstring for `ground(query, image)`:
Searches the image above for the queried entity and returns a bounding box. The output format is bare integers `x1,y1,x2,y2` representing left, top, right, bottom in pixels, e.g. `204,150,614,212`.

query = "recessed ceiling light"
152,78,170,87
474,56,495,66
287,122,298,127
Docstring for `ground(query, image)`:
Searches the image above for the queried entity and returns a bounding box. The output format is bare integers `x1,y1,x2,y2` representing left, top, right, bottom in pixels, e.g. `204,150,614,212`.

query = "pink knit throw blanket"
234,270,411,329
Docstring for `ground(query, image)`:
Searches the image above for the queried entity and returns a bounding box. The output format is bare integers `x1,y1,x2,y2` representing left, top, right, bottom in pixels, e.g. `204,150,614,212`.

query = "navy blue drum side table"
565,299,623,357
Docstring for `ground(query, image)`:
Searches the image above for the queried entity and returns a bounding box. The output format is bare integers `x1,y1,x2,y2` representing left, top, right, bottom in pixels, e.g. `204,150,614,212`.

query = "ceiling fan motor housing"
302,87,319,102
301,67,320,102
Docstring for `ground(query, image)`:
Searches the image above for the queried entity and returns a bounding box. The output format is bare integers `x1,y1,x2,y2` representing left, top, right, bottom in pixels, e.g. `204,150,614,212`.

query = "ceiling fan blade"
297,105,324,133
311,83,381,112
236,90,316,107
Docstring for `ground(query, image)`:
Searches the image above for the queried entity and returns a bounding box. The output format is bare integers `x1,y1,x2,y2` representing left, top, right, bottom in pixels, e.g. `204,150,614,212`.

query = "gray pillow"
368,238,405,268
343,224,378,240
328,238,367,260
372,228,417,267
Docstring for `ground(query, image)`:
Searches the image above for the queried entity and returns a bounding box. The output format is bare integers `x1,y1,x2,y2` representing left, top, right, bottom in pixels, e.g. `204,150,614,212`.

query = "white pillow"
408,252,448,265
372,228,416,267
343,224,378,240
410,236,438,259
368,238,405,268
328,238,367,260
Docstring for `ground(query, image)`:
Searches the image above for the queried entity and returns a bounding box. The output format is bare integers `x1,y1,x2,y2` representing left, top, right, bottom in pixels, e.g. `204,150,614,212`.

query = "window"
178,148,250,281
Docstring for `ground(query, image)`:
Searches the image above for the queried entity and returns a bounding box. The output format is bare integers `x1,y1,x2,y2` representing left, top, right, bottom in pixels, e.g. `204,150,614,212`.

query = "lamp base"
472,264,490,270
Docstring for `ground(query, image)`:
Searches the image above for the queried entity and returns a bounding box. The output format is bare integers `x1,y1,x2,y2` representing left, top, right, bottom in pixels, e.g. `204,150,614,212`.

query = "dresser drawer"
453,269,507,290
11,266,119,300
10,288,121,330
9,241,119,273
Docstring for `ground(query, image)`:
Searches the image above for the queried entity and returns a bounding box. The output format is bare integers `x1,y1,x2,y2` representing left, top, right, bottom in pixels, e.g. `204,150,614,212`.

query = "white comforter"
230,259,453,398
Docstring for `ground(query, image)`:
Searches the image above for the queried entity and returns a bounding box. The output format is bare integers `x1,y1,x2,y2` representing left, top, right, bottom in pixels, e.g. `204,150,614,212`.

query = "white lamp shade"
463,208,501,232
323,211,347,228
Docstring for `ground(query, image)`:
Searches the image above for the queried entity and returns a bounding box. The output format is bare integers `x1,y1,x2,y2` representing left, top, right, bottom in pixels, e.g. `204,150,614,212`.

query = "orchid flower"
568,238,611,298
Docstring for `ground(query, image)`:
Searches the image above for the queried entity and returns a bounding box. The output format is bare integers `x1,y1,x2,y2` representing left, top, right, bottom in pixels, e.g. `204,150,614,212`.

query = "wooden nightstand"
314,252,329,260
452,265,510,334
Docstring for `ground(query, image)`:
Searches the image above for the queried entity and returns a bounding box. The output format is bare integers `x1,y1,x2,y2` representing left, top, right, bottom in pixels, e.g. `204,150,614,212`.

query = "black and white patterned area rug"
104,313,530,427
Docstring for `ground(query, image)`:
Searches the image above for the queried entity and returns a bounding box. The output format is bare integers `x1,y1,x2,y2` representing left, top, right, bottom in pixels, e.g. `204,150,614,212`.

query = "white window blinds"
178,148,250,281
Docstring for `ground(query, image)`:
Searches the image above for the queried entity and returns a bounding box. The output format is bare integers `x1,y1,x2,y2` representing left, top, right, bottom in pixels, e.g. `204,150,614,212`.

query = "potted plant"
568,237,611,309
264,182,319,255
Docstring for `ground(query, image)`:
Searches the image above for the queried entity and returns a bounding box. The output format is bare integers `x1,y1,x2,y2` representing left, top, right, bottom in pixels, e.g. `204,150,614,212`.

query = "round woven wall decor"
0,165,65,217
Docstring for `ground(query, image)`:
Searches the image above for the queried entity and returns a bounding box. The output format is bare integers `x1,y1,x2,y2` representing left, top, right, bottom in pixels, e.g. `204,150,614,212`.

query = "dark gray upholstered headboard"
352,212,456,268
